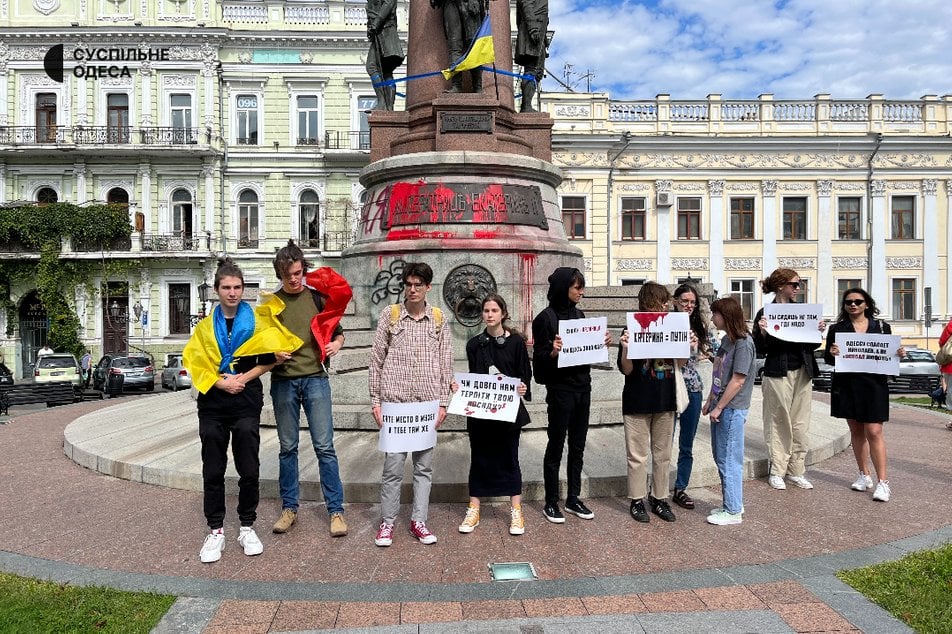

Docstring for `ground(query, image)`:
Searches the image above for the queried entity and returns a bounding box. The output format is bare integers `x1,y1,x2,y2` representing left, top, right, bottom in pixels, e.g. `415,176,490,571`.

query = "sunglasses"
786,282,801,289
843,299,865,306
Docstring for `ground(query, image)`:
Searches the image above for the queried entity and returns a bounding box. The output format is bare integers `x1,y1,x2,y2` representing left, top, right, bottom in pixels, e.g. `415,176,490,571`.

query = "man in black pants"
532,267,611,523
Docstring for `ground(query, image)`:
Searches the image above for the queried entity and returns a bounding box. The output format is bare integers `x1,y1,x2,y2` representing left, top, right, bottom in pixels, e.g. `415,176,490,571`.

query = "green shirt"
271,288,325,379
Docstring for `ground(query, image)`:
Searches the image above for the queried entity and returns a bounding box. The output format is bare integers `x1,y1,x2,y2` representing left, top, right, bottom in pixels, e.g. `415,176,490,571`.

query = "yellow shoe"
329,512,348,537
509,505,525,535
272,508,296,534
458,505,480,533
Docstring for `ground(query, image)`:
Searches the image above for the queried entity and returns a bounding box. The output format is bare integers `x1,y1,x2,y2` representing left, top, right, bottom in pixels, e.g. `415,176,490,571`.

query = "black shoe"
650,496,676,522
564,499,594,520
629,499,649,523
543,504,565,524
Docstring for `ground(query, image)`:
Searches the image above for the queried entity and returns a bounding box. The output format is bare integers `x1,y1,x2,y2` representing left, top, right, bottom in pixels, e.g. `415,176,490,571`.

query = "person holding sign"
454,294,532,536
184,258,301,563
753,268,826,491
369,262,453,546
702,297,756,525
532,267,611,524
618,282,680,524
824,288,904,502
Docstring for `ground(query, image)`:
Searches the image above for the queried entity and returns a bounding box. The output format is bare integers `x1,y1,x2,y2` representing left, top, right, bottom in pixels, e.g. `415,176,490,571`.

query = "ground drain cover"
488,562,537,581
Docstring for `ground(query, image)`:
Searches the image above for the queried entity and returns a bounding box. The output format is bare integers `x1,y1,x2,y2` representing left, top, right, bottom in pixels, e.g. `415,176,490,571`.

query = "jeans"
711,407,747,515
543,389,591,505
673,390,703,490
271,376,344,514
199,410,260,529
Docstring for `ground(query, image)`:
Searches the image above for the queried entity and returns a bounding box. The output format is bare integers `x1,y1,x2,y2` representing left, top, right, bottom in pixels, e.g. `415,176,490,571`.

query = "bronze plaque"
440,112,493,133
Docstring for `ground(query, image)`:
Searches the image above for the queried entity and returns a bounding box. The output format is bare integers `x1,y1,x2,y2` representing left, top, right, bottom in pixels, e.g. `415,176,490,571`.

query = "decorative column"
922,179,939,316
73,163,87,203
655,179,672,281
0,42,8,127
761,180,778,276
0,162,6,204
202,162,215,245
947,180,952,318
708,179,725,294
869,179,887,310
816,180,834,311
201,43,217,131
138,164,152,236
139,61,153,127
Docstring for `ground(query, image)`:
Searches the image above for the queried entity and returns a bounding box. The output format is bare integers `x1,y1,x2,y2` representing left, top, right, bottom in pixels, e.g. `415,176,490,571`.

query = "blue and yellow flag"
441,15,495,79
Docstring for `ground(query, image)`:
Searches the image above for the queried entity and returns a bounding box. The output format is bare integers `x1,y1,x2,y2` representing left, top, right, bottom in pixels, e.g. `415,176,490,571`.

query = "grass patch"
837,543,952,633
0,572,175,633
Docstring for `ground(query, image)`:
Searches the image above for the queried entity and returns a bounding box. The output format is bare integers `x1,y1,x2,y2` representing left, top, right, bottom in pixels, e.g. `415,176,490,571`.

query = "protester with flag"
434,0,490,92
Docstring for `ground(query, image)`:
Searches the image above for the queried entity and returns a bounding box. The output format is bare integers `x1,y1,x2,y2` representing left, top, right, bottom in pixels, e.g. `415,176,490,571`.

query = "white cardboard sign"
558,317,609,368
764,303,824,344
833,332,901,375
625,311,691,359
377,400,439,453
447,372,521,422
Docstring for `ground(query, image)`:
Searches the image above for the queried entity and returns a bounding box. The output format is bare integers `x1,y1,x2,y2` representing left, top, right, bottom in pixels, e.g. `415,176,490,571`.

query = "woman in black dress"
455,294,531,536
825,288,904,502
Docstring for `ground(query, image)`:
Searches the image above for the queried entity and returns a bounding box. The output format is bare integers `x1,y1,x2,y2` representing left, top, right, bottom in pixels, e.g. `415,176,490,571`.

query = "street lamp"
189,281,211,327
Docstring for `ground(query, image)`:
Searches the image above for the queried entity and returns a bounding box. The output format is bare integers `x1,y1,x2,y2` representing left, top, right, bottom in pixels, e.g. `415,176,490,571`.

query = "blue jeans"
673,390,703,490
271,376,344,514
710,407,747,515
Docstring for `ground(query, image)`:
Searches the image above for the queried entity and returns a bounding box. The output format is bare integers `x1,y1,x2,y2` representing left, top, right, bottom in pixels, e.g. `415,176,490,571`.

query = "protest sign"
625,311,690,359
558,317,609,368
833,332,901,375
377,400,439,453
447,372,521,422
764,303,824,344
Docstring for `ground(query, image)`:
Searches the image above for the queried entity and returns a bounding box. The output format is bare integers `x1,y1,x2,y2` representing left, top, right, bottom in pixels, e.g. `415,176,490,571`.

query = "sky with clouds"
544,0,952,101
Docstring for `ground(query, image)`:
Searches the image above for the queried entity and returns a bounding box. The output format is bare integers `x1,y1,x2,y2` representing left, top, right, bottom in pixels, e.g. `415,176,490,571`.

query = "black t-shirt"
196,317,275,414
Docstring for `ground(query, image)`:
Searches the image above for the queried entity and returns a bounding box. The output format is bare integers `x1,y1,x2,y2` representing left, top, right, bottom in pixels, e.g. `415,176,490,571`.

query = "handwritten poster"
378,400,439,453
558,317,609,368
625,311,691,359
764,303,824,344
447,373,521,422
834,332,901,375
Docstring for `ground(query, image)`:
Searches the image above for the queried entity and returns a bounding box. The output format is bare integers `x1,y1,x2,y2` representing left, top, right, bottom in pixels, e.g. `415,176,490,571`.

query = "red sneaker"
409,520,438,545
374,522,393,547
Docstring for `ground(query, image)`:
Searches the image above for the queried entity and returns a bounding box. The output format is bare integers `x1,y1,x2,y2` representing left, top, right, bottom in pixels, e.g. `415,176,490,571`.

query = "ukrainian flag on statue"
441,16,495,79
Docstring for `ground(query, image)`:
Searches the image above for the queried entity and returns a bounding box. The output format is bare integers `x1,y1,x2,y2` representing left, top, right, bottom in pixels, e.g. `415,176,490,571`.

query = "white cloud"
544,0,952,100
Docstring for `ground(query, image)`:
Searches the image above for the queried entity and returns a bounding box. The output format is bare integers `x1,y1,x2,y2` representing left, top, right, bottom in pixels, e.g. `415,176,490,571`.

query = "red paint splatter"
386,229,456,241
519,254,536,344
473,231,499,239
632,312,667,332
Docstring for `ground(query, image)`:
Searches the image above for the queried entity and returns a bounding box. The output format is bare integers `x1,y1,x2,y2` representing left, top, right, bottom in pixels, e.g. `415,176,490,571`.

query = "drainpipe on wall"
865,132,884,292
606,131,633,286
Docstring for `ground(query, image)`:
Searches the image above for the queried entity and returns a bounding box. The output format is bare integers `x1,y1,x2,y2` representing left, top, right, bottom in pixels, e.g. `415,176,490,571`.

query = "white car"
161,355,192,391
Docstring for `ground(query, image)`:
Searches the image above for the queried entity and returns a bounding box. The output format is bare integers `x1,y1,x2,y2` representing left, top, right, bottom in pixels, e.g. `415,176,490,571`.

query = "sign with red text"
625,311,690,359
764,303,823,344
378,400,439,453
834,332,901,375
448,373,521,422
558,317,609,368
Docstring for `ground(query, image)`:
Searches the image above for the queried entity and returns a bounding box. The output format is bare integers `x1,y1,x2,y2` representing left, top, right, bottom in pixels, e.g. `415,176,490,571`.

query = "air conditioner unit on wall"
656,192,672,207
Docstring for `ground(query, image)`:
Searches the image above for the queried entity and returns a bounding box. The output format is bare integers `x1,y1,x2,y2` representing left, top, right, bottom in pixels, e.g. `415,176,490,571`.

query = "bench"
0,382,78,415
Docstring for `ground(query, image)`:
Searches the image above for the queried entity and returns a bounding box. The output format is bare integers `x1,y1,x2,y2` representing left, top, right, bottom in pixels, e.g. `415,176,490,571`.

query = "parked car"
890,347,941,394
0,362,13,387
92,354,155,392
34,353,83,389
161,355,192,391
813,349,834,392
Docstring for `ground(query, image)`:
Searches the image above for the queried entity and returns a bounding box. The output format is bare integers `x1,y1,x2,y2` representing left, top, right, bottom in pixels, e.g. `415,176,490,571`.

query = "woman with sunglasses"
753,268,826,491
670,283,717,510
453,294,532,536
824,289,903,502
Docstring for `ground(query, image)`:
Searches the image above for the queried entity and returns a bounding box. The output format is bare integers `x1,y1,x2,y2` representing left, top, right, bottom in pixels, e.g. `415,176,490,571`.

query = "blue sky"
545,0,952,100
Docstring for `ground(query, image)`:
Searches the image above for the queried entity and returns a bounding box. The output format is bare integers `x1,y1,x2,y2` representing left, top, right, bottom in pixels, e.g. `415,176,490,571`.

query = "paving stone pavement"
1,393,950,633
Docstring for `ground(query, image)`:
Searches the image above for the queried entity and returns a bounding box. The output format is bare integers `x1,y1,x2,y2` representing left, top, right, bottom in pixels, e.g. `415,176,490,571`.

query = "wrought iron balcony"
324,130,370,151
142,233,210,252
0,126,210,147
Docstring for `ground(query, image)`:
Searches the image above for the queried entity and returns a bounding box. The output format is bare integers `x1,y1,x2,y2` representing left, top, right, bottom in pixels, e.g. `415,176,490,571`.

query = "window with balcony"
169,283,191,335
562,196,586,239
891,278,916,319
677,197,701,239
355,96,376,149
782,197,807,240
299,189,320,247
729,279,755,321
236,95,259,145
620,197,645,240
35,93,57,143
170,94,193,143
891,195,915,239
238,190,259,248
837,197,861,240
296,96,320,145
107,93,130,143
172,189,193,240
730,198,754,239
36,187,58,205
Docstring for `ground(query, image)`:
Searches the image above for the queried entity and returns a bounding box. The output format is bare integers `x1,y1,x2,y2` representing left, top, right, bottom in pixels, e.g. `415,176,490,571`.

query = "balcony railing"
0,126,210,146
74,235,133,252
142,233,210,252
324,130,370,150
300,231,353,252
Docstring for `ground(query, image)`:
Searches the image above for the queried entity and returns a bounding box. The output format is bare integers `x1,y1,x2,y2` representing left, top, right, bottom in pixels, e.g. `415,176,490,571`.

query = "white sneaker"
238,526,264,556
768,475,786,490
711,506,745,515
851,472,874,491
200,530,225,563
872,480,891,502
787,475,814,489
707,510,743,525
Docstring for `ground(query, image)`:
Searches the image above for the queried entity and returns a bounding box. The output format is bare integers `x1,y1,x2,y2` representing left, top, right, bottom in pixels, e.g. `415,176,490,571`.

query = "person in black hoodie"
532,267,611,523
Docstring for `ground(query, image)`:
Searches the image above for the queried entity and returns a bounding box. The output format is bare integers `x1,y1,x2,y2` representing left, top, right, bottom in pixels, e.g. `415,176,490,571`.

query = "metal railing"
141,233,210,252
73,236,134,252
0,126,209,146
324,130,370,150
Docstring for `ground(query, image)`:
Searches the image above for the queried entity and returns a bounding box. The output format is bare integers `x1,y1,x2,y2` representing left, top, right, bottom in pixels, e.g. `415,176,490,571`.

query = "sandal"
672,489,695,510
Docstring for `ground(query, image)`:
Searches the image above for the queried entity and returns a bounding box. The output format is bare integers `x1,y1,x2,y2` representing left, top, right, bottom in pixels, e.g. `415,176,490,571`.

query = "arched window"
107,187,129,206
172,189,193,238
238,190,259,248
36,187,58,205
299,190,320,247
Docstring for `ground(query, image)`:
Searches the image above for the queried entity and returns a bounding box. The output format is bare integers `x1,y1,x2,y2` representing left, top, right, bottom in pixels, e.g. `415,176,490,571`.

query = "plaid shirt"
369,302,453,408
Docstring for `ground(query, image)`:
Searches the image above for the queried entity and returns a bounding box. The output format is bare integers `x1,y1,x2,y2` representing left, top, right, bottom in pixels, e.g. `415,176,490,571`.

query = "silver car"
890,347,941,394
161,355,192,391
